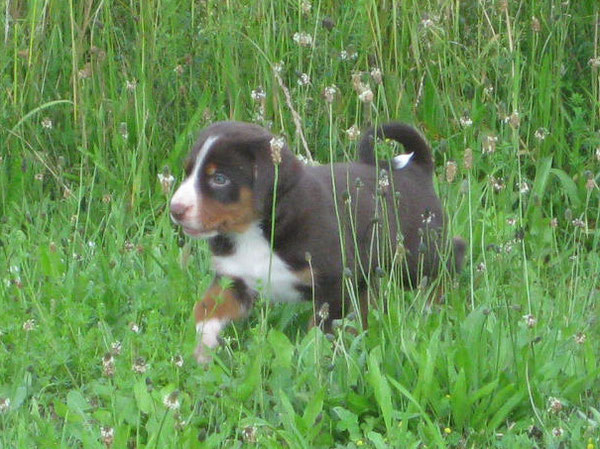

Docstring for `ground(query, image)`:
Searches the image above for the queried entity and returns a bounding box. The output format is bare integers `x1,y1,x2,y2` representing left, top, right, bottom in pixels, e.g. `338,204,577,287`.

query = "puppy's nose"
170,202,190,221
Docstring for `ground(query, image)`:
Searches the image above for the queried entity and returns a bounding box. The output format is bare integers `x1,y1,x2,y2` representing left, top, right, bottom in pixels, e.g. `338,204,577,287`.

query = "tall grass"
1,0,599,447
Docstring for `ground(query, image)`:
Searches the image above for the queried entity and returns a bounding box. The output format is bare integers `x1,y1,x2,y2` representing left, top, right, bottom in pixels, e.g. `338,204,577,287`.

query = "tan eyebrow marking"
205,163,217,176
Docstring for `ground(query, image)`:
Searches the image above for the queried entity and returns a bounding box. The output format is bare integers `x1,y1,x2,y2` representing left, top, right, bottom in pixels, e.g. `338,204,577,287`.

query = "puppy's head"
170,121,298,238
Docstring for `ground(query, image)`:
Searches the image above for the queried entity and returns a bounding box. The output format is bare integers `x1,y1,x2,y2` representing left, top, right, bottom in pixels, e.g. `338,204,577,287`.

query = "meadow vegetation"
0,0,599,447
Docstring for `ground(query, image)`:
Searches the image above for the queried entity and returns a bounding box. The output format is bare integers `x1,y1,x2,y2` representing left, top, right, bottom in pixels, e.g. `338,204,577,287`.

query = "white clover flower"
292,32,313,47
523,314,537,328
370,67,383,84
0,397,10,413
547,397,563,413
41,117,53,129
163,391,181,411
251,87,266,102
323,85,337,103
297,73,310,86
459,115,473,127
23,319,36,332
158,172,175,194
345,125,361,141
534,127,549,141
358,88,374,104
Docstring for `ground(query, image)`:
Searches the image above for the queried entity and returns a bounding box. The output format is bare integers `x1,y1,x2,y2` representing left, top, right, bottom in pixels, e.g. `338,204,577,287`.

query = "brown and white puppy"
170,121,465,363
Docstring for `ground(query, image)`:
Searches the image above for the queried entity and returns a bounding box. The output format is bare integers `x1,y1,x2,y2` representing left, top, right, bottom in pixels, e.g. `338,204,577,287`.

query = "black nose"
170,202,189,221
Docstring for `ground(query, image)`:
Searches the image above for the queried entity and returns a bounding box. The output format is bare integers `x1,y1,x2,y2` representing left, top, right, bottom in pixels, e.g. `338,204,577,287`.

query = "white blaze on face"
170,135,219,233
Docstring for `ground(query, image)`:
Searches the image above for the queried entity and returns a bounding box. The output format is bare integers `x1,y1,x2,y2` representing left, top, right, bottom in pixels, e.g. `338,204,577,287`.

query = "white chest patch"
213,224,303,303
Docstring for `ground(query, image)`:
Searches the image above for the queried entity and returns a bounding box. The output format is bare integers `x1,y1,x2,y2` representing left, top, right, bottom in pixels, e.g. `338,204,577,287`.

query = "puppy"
170,121,465,362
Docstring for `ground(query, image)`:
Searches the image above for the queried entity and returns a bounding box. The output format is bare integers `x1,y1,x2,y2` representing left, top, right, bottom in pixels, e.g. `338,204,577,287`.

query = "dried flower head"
531,16,541,32
483,135,498,154
523,314,537,328
269,136,285,165
519,181,530,194
370,67,383,84
300,0,311,15
273,61,284,73
463,148,473,170
101,426,114,447
123,81,136,94
23,319,36,332
506,217,517,226
158,171,175,195
378,169,389,189
490,176,505,192
572,218,586,229
588,58,600,68
534,127,548,141
0,397,10,413
586,178,598,191
172,354,184,368
132,357,147,374
548,397,563,413
102,353,115,377
102,194,112,204
297,72,310,86
552,427,564,438
41,117,53,129
421,209,436,225
111,341,122,355
293,32,313,47
34,173,44,181
574,332,587,344
242,426,258,443
505,111,521,128
317,302,330,322
484,85,494,96
358,88,374,104
459,115,473,127
323,85,337,103
129,322,141,334
78,63,92,79
119,122,128,139
477,262,486,272
173,64,184,75
345,125,361,141
550,217,558,228
445,161,457,183
251,87,266,102
163,390,181,411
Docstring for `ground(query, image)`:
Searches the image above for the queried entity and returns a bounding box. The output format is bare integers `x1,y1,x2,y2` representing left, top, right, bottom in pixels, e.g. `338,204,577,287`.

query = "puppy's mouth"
181,224,217,239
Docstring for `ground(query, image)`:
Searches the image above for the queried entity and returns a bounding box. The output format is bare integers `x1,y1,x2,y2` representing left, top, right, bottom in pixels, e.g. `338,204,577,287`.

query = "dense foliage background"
1,0,599,447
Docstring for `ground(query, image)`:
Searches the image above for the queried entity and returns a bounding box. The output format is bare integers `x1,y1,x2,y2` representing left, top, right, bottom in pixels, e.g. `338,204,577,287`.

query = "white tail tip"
392,152,414,169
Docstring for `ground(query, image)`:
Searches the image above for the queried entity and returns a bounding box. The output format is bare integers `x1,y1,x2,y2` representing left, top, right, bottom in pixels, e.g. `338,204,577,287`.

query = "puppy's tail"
358,122,434,173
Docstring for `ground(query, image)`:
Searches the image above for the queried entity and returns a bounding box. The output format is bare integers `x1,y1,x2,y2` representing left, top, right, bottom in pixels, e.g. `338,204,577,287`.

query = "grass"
1,0,599,447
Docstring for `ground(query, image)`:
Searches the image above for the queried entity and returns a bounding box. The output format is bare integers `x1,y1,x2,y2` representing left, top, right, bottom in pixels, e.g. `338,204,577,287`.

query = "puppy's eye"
209,173,230,187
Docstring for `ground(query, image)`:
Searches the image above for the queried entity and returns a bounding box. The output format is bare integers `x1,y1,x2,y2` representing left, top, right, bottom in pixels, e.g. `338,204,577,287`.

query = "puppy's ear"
251,139,301,218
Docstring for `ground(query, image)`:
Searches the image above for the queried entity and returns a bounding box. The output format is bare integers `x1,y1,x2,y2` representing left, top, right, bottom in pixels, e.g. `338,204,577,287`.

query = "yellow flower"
444,427,452,434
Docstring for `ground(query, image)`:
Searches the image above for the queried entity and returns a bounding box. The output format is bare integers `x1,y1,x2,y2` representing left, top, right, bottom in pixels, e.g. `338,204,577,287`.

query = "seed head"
129,322,141,333
459,115,473,127
572,218,586,229
172,354,184,368
358,88,374,104
463,148,473,170
531,16,541,32
345,125,361,141
132,357,147,374
323,85,337,103
0,397,10,413
505,111,521,128
534,127,548,141
101,426,114,447
445,161,457,183
102,353,115,377
163,390,181,411
41,117,53,129
34,173,44,181
482,135,498,154
251,87,266,102
550,217,558,228
519,181,530,194
292,32,313,47
523,314,537,328
378,169,389,189
297,72,310,86
477,262,486,272
596,147,600,161
574,332,586,344
490,175,505,192
126,79,137,92
300,0,311,15
552,427,564,438
317,302,330,322
173,64,184,75
158,170,175,195
110,341,122,355
586,178,598,191
269,136,285,165
588,57,600,68
242,426,258,443
23,319,36,332
547,397,563,413
370,67,383,84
